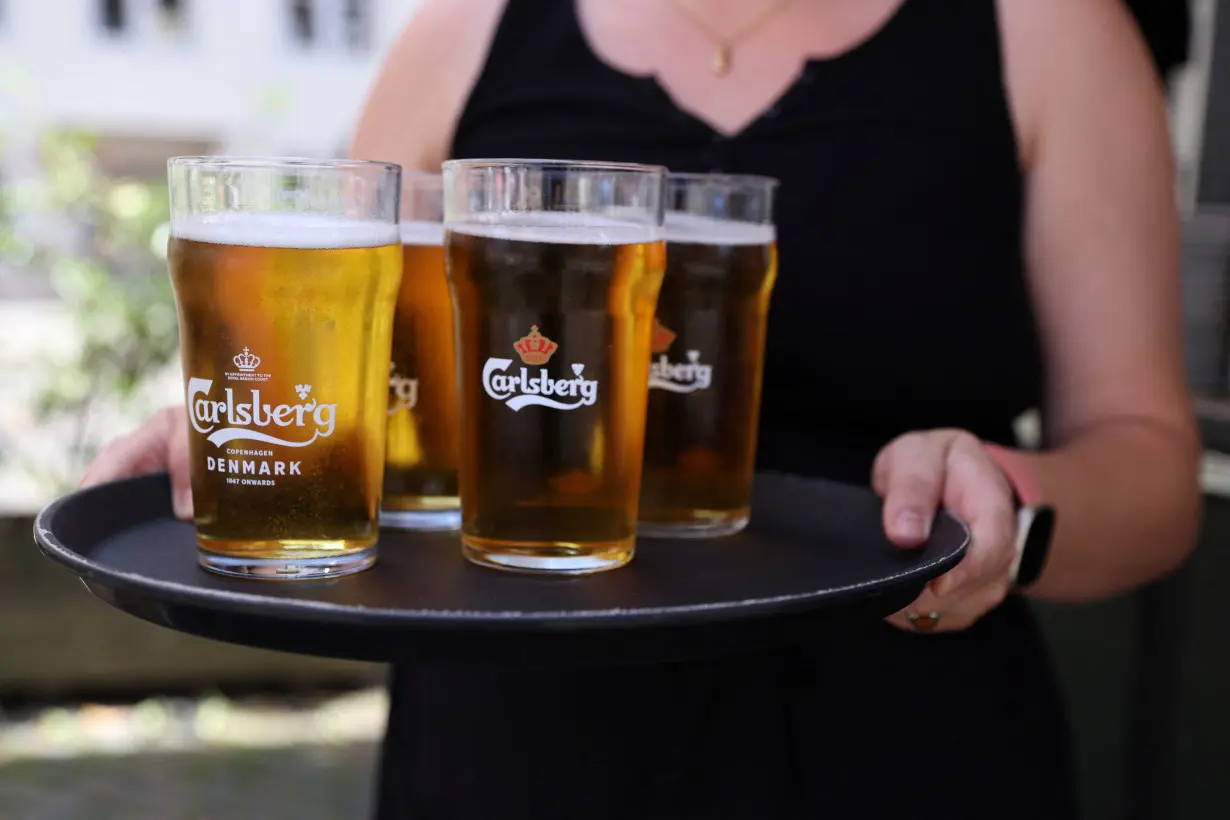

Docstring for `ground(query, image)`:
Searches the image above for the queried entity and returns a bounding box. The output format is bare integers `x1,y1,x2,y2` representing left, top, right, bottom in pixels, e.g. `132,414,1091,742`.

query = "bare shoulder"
996,0,1167,166
350,0,509,171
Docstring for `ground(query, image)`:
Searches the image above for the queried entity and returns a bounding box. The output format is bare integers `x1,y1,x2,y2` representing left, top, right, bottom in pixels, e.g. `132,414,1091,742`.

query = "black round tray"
33,472,968,665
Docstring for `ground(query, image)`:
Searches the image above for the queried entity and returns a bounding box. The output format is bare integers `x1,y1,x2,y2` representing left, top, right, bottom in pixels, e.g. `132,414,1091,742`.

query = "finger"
886,601,978,634
886,586,941,632
78,407,174,489
165,409,194,521
79,434,135,488
930,441,1017,597
79,429,165,488
887,582,978,633
903,580,1010,633
878,433,950,548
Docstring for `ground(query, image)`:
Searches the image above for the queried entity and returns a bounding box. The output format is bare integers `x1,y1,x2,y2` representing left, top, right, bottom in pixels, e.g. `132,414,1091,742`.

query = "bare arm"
997,0,1201,601
348,0,508,170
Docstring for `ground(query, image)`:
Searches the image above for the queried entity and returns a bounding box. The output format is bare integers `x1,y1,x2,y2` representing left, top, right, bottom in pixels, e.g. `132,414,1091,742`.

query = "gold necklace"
666,0,796,77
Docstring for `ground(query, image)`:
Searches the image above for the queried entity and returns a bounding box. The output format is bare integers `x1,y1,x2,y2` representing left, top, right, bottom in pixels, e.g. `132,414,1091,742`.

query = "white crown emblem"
233,347,261,372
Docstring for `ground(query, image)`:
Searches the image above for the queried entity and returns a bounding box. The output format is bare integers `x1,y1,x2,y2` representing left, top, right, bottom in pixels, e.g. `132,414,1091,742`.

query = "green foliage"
1,131,180,492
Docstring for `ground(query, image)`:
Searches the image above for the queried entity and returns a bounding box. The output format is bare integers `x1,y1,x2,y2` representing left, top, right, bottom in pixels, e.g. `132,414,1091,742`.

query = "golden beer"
638,176,779,537
443,158,667,574
168,157,402,579
382,221,462,529
448,226,664,570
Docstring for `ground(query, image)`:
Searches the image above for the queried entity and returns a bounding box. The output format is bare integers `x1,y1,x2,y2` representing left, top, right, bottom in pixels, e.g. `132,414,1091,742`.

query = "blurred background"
0,3,418,818
1,1,1229,818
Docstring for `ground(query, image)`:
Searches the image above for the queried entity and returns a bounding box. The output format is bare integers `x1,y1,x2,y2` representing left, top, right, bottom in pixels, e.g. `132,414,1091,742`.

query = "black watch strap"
1011,503,1056,589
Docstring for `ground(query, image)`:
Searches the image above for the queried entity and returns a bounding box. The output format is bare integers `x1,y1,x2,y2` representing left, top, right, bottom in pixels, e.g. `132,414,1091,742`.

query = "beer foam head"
399,220,445,247
663,212,776,246
171,212,398,249
447,211,662,245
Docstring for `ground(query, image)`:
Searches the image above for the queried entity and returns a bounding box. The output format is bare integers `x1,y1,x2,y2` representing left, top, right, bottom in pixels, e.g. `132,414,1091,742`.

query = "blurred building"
0,0,423,315
0,0,422,182
0,0,422,510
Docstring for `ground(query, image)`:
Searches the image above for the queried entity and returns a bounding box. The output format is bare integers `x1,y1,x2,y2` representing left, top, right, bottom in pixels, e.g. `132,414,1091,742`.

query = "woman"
84,0,1201,817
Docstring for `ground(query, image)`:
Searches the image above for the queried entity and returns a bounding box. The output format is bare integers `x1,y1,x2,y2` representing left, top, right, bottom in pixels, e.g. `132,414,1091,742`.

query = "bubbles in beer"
399,220,446,248
171,212,398,249
662,212,776,246
447,211,661,246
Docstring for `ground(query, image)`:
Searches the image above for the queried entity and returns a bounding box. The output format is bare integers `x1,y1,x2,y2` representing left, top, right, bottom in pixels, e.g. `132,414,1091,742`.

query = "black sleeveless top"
377,3,1074,818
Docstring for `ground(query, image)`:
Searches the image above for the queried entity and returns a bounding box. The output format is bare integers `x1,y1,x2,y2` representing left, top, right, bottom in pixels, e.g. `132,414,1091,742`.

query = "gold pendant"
713,43,731,76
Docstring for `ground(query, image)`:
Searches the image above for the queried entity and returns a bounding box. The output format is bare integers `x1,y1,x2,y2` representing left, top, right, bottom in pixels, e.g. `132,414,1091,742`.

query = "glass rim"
441,157,667,176
667,171,780,190
167,155,401,174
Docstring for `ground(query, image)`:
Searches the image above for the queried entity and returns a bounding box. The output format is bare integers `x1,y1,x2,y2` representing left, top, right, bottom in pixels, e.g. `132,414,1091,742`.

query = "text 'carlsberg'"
647,319,713,393
389,361,419,415
482,325,599,411
186,347,339,486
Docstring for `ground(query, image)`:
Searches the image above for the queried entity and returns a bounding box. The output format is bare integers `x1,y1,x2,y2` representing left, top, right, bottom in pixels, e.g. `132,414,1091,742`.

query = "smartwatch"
982,442,1056,589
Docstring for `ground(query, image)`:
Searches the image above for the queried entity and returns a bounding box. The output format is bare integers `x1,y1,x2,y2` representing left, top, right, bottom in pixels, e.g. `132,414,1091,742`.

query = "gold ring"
905,610,942,632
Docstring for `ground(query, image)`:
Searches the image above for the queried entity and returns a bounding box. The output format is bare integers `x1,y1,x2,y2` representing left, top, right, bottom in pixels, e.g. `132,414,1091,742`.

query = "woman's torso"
449,0,1043,481
378,2,1072,818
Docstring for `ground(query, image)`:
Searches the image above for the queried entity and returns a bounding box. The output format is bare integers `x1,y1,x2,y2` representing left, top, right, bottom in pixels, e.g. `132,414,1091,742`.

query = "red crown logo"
651,319,676,354
514,325,558,365
233,347,261,371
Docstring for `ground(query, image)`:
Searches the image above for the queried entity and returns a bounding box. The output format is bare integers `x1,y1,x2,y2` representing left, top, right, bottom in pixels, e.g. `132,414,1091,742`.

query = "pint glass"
167,157,402,579
442,159,666,573
638,173,779,537
381,172,461,530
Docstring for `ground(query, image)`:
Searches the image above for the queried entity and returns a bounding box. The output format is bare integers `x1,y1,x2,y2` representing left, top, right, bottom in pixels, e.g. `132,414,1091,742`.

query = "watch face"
1016,505,1055,588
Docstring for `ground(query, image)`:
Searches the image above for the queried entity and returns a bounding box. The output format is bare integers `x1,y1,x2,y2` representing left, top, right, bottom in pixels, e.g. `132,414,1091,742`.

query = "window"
98,0,187,38
343,0,370,50
290,0,313,44
156,0,187,33
290,0,370,51
101,0,125,33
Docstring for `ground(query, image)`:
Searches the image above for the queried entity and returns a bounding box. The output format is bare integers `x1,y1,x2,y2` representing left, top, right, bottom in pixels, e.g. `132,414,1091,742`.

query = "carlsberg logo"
482,325,599,411
389,362,418,415
482,359,599,411
188,377,338,447
647,320,712,394
649,350,713,393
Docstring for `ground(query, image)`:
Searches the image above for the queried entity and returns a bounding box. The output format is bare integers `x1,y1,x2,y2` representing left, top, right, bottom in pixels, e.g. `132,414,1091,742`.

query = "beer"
448,221,664,571
444,159,667,574
638,180,779,537
168,156,402,579
382,219,462,529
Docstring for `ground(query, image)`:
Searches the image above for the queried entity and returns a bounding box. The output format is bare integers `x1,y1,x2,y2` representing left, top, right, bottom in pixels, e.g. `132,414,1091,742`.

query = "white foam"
446,211,661,246
399,220,445,247
171,212,398,249
663,212,775,246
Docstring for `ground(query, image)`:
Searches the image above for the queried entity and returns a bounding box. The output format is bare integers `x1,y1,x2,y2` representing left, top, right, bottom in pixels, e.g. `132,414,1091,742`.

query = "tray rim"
33,472,970,632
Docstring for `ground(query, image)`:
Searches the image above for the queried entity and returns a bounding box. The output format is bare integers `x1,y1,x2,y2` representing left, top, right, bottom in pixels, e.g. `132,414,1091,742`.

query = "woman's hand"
79,406,194,520
872,429,1019,633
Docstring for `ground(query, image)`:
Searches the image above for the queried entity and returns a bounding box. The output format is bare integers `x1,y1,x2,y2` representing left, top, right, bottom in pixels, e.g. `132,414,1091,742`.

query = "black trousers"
373,597,1076,820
